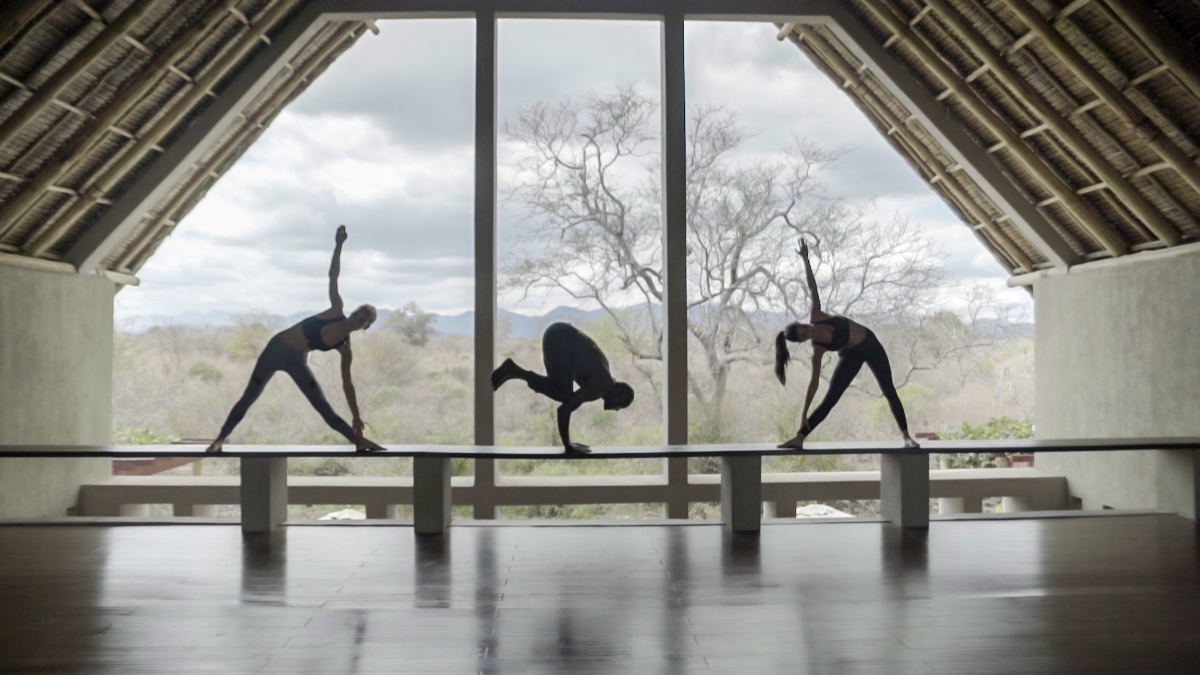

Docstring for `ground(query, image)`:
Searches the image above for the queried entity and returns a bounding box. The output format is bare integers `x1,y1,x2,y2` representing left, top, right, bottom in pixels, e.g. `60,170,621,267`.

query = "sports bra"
300,314,347,352
813,315,851,352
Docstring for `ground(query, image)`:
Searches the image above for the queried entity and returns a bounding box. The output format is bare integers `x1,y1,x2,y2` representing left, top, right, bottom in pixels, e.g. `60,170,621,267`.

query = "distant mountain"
434,307,608,339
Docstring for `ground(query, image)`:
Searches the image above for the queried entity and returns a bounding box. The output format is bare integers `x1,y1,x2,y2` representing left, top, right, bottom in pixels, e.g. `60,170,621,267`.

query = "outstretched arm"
799,239,821,315
338,343,363,439
329,225,347,312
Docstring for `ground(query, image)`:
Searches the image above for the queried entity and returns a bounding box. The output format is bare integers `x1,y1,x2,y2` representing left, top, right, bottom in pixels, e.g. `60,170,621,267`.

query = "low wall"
0,265,113,516
1035,248,1200,517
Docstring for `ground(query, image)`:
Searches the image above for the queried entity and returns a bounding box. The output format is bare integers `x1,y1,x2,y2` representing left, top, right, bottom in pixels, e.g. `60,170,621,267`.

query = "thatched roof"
0,0,1197,284
780,0,1200,274
0,0,369,280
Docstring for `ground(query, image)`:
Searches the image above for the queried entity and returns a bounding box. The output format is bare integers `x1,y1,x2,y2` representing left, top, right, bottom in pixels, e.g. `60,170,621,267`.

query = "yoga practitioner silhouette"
775,238,919,450
205,226,385,453
491,322,635,454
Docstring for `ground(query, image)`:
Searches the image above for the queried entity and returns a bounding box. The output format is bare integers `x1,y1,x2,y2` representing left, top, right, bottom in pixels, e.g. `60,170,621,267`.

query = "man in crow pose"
491,322,635,454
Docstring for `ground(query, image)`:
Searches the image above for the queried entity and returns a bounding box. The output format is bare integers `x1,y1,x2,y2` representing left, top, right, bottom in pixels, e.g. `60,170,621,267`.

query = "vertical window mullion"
661,6,689,516
474,6,498,518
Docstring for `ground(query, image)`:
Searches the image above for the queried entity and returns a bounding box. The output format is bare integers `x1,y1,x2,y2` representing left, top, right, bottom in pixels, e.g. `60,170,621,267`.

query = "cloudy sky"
115,19,1029,323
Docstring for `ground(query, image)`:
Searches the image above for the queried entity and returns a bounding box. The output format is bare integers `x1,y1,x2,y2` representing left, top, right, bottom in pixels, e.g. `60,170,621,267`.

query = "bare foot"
356,437,386,452
491,358,522,390
565,442,592,455
778,433,806,449
205,438,226,454
903,435,921,449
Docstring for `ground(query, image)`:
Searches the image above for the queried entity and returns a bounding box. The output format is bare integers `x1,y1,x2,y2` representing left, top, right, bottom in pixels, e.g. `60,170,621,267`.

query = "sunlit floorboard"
1,515,1198,673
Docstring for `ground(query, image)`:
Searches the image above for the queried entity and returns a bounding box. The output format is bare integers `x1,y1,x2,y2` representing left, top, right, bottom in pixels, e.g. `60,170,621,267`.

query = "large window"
492,19,665,516
113,20,477,518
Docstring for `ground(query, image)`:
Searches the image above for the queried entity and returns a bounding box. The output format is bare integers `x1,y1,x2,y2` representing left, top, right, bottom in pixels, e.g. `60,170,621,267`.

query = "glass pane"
495,19,664,483
682,22,1033,486
113,20,478,502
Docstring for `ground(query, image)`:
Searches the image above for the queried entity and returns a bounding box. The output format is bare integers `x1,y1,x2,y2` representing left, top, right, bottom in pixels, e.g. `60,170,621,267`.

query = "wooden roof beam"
62,0,320,272
0,0,247,241
790,24,1034,272
923,0,1180,246
1099,0,1200,105
23,0,301,259
114,22,364,272
0,0,160,153
0,0,53,53
861,0,1124,256
1001,0,1200,204
829,1,1079,266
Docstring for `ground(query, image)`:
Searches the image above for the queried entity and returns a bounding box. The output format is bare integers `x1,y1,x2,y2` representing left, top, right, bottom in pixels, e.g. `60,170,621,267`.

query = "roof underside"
0,0,1198,280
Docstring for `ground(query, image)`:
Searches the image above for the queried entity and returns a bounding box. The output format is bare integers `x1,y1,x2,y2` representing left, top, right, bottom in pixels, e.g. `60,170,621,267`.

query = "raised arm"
329,225,347,312
799,238,821,315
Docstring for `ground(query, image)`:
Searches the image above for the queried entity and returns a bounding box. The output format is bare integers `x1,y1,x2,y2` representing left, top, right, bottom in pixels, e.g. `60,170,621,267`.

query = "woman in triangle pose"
206,226,385,453
774,238,919,450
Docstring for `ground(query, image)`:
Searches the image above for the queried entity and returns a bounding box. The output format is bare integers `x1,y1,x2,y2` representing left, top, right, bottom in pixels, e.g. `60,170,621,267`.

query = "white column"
240,457,287,532
1002,495,1034,513
721,456,761,532
881,452,929,528
661,5,690,520
413,456,452,534
938,497,963,514
472,5,498,521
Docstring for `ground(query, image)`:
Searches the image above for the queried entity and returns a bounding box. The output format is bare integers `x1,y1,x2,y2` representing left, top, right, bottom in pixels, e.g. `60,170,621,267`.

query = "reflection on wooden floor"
1,515,1199,673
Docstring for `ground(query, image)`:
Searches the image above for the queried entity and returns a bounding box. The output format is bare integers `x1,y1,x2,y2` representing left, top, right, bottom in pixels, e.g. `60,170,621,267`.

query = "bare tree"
502,87,959,420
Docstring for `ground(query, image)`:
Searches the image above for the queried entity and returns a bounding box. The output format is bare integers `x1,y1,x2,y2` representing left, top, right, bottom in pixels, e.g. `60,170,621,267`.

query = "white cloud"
119,18,1030,325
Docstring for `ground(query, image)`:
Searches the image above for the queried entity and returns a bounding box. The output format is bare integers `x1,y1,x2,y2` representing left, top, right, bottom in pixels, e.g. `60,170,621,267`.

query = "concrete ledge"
78,468,1068,517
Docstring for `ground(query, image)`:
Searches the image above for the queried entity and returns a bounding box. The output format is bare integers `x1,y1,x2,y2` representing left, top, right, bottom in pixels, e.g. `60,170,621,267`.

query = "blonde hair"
353,304,377,328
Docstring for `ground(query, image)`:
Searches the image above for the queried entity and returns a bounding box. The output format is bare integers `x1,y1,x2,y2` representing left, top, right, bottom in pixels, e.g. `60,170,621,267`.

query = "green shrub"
942,416,1034,468
113,426,180,445
187,362,223,383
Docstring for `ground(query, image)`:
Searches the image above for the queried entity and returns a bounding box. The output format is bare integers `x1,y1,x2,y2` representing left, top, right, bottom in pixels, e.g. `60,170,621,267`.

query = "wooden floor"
2,516,1199,674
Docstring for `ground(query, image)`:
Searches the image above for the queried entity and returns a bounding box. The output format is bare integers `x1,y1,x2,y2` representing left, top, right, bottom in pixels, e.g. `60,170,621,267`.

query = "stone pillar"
1035,248,1200,518
721,456,761,532
413,457,452,534
240,457,288,532
881,452,930,528
0,266,113,517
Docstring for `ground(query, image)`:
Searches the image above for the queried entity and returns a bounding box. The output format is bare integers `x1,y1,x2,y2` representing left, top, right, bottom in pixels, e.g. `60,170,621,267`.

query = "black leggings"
514,327,576,403
217,337,355,442
802,331,907,435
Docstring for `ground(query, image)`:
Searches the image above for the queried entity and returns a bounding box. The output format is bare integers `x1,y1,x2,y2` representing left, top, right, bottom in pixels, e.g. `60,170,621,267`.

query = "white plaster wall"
0,265,113,516
1035,248,1200,517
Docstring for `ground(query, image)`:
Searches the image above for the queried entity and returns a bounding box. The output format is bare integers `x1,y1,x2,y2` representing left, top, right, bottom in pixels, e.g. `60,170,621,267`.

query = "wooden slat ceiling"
0,0,369,276
781,0,1200,273
0,0,1198,281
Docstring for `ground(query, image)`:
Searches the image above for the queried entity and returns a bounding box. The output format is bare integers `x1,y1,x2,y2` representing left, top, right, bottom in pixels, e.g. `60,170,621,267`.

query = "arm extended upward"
799,239,821,316
329,226,346,312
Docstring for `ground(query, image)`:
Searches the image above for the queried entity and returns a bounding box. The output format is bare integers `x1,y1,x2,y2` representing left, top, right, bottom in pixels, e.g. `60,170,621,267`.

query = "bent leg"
802,352,865,434
523,370,573,404
531,330,576,403
286,364,356,443
864,340,908,432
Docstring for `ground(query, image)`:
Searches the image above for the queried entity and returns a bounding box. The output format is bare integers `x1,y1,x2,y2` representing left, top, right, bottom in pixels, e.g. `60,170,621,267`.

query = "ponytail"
774,331,791,385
